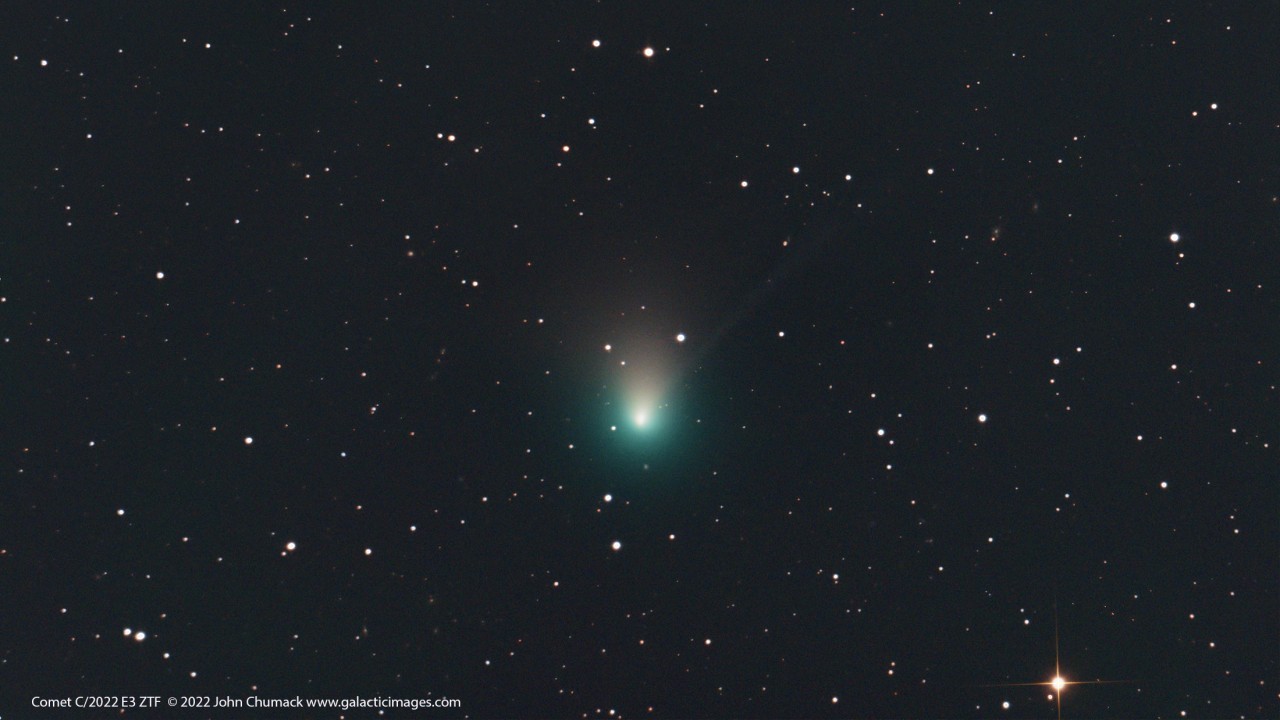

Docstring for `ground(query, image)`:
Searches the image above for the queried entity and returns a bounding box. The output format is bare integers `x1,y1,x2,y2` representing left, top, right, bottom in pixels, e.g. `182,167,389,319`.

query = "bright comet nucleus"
610,332,678,437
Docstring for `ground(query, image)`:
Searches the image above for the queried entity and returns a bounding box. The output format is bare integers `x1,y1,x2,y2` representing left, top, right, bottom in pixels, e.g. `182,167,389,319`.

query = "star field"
3,3,1277,718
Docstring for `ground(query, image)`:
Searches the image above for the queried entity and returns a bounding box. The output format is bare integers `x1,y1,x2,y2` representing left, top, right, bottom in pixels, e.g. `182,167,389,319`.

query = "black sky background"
2,3,1277,718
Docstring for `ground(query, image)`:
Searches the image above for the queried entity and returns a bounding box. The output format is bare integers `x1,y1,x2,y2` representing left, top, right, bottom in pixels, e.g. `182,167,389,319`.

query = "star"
980,602,1129,720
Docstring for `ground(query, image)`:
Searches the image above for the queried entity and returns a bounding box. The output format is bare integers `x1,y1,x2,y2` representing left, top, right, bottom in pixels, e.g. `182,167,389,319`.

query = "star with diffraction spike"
980,601,1130,720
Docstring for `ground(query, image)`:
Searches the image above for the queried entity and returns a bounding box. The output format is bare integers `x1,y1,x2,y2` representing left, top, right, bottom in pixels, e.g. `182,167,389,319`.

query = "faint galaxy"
3,4,1276,718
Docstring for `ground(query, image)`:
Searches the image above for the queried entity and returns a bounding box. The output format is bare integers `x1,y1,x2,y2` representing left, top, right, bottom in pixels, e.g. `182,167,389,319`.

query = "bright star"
979,602,1129,720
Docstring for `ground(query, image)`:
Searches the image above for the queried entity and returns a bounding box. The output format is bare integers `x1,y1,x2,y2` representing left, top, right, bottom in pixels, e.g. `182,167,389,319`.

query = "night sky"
4,3,1278,718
